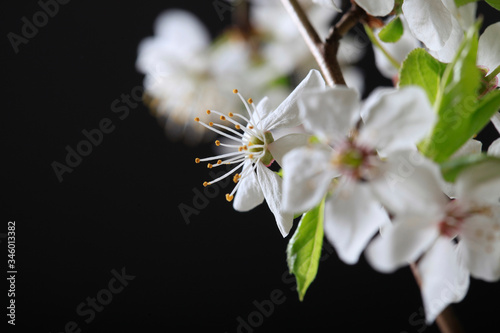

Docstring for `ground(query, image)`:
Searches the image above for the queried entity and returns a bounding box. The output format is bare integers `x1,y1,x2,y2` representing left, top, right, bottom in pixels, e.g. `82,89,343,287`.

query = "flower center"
332,139,379,181
439,200,492,238
194,89,275,201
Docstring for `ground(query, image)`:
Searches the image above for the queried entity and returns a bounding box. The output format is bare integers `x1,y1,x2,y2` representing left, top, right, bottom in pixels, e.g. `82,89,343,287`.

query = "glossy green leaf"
378,16,404,43
399,48,447,104
486,0,500,10
418,22,482,162
440,153,500,182
287,198,325,301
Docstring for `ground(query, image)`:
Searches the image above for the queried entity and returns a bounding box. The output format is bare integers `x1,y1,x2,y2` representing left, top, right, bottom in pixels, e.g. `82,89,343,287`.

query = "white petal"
233,161,265,212
282,146,339,214
477,22,500,80
491,112,500,134
312,0,342,12
442,139,483,198
427,15,463,63
488,138,500,157
154,10,209,52
402,0,453,51
418,238,469,324
299,86,360,141
356,0,394,17
324,182,390,265
267,133,310,167
358,86,435,155
262,69,325,131
459,211,500,282
256,163,294,237
365,215,439,273
455,159,500,206
371,150,449,216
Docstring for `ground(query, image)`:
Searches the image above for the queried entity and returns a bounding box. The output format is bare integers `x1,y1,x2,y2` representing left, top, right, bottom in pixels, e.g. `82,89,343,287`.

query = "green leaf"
486,0,500,10
418,22,483,162
286,198,325,301
454,0,477,7
399,48,447,104
378,16,404,43
440,153,499,182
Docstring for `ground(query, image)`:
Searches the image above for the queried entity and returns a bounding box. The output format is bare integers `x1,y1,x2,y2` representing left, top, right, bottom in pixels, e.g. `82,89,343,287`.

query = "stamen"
233,89,238,94
207,163,213,169
226,194,234,202
215,140,221,146
247,98,253,104
220,115,226,121
195,120,242,142
206,110,211,115
195,158,200,164
217,160,222,165
228,112,234,117
194,117,200,122
203,181,209,187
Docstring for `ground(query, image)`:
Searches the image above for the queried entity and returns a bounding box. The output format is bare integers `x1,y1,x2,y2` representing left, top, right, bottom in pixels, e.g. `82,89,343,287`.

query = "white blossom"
281,85,435,263
195,70,325,237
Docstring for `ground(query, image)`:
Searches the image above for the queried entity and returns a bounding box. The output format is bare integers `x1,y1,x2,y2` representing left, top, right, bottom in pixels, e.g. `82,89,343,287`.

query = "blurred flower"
366,156,500,323
136,9,290,146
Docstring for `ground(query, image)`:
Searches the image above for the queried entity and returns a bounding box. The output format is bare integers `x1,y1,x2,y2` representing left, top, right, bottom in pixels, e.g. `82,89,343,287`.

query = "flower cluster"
139,0,500,327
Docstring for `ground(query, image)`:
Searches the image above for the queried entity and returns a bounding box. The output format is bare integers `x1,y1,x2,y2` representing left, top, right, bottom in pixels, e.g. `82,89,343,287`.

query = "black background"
3,1,500,332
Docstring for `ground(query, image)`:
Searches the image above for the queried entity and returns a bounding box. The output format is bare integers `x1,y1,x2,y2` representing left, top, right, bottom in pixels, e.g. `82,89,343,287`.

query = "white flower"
250,1,336,75
136,10,289,145
366,156,500,323
194,70,325,237
355,0,394,17
402,0,500,77
281,85,435,263
312,0,341,12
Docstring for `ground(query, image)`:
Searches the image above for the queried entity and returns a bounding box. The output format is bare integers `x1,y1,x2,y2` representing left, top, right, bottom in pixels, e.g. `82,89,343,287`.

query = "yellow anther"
235,125,241,130
249,125,254,129
195,158,201,164
206,110,211,115
238,146,244,152
228,112,234,117
215,140,221,146
248,142,253,146
233,89,239,94
203,181,209,187
209,122,214,126
247,98,253,104
220,115,226,121
243,145,248,150
207,163,213,169
248,154,254,159
194,117,200,122
233,174,240,183
217,160,222,165
226,194,234,202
